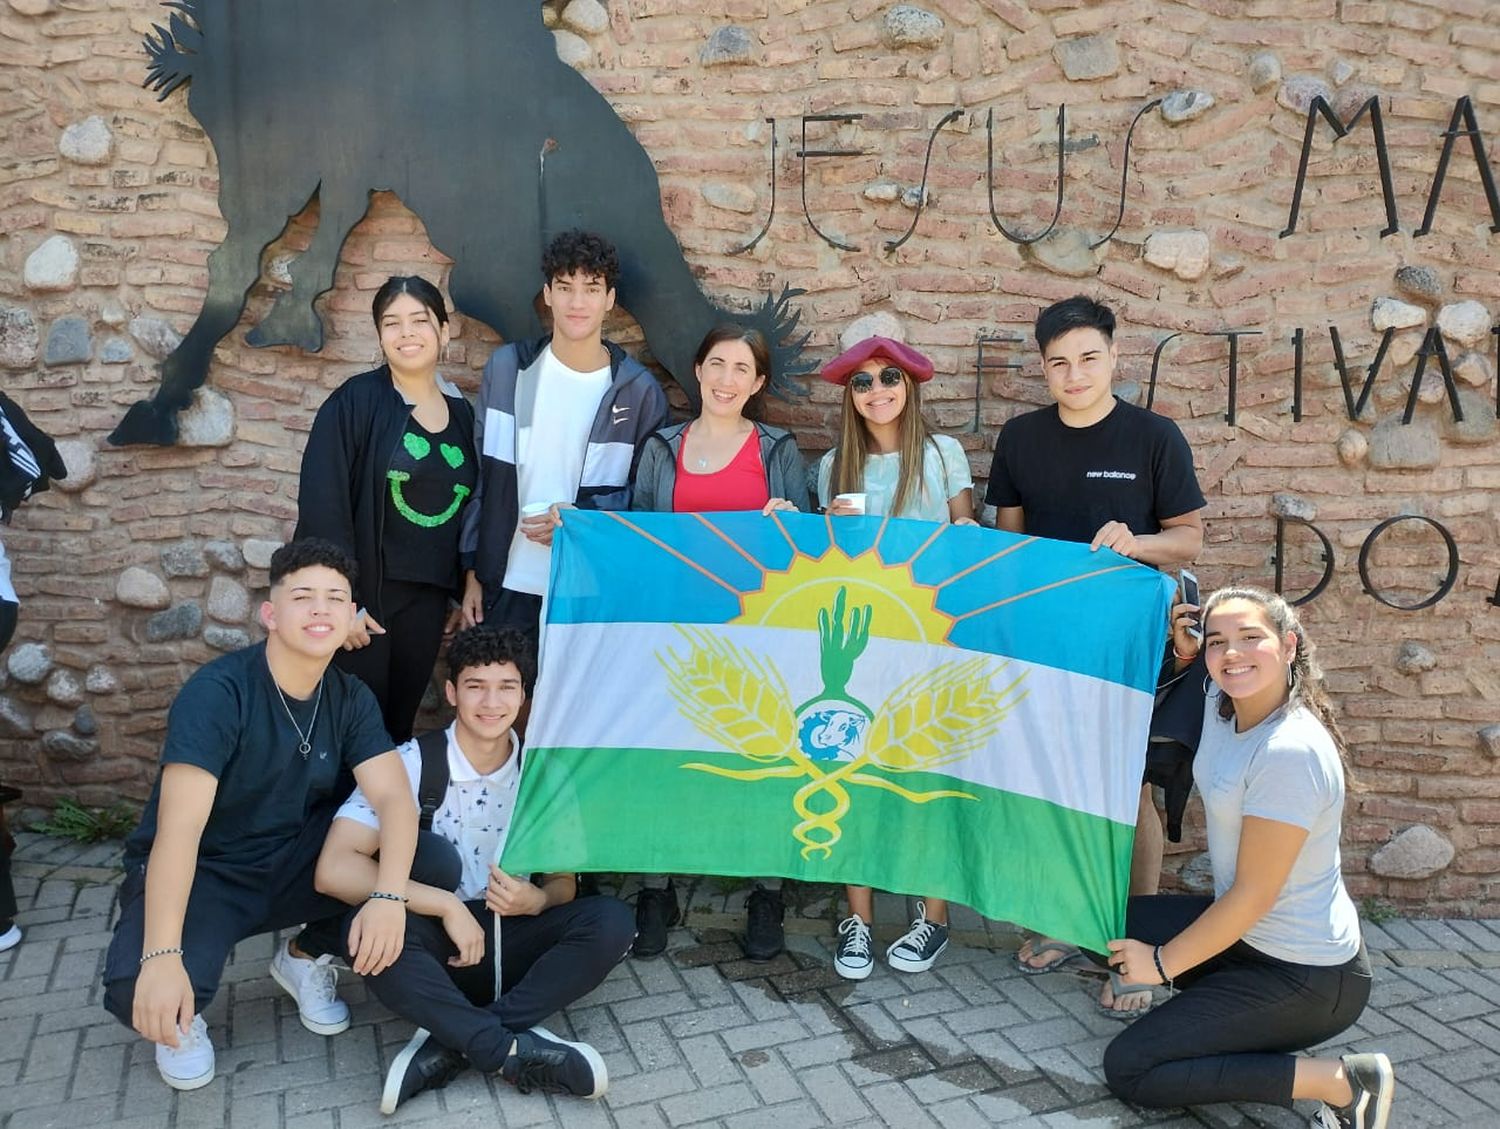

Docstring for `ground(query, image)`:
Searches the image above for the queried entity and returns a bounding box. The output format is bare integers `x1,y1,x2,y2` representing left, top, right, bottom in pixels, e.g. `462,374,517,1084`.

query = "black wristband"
1152,944,1172,988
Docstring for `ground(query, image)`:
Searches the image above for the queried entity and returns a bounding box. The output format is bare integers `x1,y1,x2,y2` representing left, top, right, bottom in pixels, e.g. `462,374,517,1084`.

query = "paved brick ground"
4,833,1499,1128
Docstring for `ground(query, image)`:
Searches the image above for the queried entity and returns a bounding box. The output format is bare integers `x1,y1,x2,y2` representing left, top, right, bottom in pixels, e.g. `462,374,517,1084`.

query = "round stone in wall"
23,235,79,292
41,729,97,760
116,566,171,609
0,695,34,737
207,576,251,625
242,539,283,570
883,5,944,50
1268,492,1317,523
204,541,245,571
58,115,113,165
177,387,235,447
43,316,92,366
1436,300,1492,348
552,28,591,68
160,543,209,579
560,0,608,36
0,305,40,369
1370,297,1424,332
1334,428,1367,468
1248,51,1281,93
1394,265,1442,303
1277,75,1331,115
7,643,52,685
1366,413,1439,469
1144,230,1210,281
45,668,84,707
1368,824,1454,880
144,603,204,643
1394,641,1436,675
1159,90,1215,124
1054,34,1118,81
701,25,753,67
128,315,182,360
204,626,252,652
85,664,120,694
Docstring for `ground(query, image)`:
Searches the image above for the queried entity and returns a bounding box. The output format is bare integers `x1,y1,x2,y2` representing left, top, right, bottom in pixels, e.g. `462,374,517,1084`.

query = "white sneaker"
155,1014,215,1091
269,939,350,1035
0,923,20,953
834,913,874,980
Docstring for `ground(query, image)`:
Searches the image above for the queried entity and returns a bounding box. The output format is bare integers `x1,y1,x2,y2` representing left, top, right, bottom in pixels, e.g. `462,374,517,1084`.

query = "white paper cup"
521,502,553,520
835,493,867,514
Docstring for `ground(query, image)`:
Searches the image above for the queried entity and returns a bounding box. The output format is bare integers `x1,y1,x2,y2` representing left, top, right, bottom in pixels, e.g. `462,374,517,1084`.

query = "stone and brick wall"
1,0,1497,912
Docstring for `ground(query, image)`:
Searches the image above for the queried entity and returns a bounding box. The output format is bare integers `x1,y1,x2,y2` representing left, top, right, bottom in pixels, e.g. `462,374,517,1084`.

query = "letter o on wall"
1357,515,1460,611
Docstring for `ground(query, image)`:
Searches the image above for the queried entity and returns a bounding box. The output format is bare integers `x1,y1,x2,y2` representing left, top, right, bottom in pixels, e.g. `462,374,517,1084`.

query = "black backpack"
415,729,450,833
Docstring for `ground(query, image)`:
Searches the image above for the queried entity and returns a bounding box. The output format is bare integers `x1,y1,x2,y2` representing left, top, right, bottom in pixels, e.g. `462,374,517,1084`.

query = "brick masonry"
0,1,1498,912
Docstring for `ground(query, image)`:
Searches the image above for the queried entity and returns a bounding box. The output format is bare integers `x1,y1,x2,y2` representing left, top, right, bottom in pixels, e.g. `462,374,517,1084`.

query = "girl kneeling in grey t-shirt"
1100,585,1394,1129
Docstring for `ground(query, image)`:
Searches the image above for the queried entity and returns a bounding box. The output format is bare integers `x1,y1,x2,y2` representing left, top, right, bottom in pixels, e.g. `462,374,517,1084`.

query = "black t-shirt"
123,643,394,874
383,412,477,588
985,398,1204,544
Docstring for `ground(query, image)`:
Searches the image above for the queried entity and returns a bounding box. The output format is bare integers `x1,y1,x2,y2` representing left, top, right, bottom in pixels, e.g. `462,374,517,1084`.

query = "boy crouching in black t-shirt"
986,296,1207,1014
314,625,633,1114
103,539,418,1091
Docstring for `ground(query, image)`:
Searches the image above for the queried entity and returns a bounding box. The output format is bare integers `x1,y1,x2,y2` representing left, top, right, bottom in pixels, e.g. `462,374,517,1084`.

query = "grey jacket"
632,421,811,512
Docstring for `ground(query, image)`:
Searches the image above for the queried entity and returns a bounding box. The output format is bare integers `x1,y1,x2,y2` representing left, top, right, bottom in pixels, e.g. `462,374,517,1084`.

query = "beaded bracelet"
139,946,184,965
1152,944,1173,989
368,890,409,904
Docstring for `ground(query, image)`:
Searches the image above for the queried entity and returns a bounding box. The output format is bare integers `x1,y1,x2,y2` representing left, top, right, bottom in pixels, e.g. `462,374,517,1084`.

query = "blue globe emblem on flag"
796,699,870,763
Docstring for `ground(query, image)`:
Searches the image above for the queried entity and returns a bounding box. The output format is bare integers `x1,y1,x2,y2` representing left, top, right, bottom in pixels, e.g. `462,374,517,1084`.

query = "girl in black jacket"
295,277,476,742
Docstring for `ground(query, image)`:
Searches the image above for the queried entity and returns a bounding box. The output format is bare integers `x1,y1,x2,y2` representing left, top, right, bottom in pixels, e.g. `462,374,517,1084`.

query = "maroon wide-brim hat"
820,336,935,386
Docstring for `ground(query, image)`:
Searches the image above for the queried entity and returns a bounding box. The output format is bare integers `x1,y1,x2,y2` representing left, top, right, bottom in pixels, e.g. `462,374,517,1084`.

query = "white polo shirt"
335,723,523,901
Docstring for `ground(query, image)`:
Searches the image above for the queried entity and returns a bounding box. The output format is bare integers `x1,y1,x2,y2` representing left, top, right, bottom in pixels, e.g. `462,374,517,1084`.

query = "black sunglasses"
849,366,905,393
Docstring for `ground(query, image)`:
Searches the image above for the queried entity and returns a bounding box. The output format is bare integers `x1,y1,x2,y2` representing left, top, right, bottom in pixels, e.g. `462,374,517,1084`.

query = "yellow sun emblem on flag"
661,560,1029,860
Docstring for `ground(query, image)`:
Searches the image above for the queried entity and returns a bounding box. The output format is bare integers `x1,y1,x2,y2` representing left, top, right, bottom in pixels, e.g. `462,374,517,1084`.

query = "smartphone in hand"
1179,569,1202,641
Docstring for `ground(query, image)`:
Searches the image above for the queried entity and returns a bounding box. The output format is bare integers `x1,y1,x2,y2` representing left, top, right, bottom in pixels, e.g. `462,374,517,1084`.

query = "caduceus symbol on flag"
660,588,1029,860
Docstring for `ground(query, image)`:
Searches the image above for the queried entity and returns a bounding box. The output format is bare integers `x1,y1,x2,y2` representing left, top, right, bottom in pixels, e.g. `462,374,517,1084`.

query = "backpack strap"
415,729,450,833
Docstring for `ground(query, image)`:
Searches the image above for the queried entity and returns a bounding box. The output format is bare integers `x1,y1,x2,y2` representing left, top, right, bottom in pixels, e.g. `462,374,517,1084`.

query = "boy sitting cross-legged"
314,625,634,1114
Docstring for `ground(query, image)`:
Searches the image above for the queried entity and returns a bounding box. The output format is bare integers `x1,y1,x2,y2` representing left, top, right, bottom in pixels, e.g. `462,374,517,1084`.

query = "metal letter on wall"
112,0,810,445
798,114,866,252
1415,96,1500,237
987,106,1067,245
1280,96,1399,239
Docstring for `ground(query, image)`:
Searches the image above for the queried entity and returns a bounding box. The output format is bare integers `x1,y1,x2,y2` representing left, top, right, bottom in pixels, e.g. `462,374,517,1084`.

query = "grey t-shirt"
1193,700,1362,965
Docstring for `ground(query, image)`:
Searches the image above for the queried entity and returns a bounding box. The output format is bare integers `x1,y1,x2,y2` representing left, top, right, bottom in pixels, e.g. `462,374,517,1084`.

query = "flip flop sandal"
1015,938,1083,975
1096,970,1158,1021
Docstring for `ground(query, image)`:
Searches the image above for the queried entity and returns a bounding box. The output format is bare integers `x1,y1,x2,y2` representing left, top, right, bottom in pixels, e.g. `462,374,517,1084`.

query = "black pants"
102,811,460,1025
1102,895,1372,1109
485,587,543,642
0,832,16,925
103,804,350,1023
336,578,450,744
350,895,634,1072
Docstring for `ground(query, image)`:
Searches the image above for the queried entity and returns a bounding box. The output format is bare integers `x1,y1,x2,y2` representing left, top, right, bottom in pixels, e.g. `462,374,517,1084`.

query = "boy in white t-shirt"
459,230,667,638
314,626,634,1114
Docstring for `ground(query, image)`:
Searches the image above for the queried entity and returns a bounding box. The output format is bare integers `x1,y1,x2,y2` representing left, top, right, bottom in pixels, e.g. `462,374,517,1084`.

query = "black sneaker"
742,886,785,962
632,884,680,959
502,1026,608,1099
885,901,949,973
833,913,873,980
1311,1053,1394,1129
380,1028,467,1114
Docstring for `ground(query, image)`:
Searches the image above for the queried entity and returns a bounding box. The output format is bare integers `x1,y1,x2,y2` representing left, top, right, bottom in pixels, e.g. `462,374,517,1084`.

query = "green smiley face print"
387,430,473,528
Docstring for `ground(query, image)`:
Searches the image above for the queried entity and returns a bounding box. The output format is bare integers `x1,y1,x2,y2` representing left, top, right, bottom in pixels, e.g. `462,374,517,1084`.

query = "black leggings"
1103,895,1371,1109
335,579,450,743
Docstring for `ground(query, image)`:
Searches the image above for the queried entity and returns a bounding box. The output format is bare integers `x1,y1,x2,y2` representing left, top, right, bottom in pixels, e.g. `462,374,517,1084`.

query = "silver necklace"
272,671,324,759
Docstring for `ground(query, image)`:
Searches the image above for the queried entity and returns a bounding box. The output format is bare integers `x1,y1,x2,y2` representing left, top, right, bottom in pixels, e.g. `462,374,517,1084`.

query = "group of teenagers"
96,229,1394,1128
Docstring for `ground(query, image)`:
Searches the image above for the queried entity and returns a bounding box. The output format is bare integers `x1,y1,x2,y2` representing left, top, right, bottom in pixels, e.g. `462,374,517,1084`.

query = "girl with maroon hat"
816,335,976,980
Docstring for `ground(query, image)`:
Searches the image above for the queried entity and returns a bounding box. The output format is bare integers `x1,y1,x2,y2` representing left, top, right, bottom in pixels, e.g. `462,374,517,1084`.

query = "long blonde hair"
829,369,933,517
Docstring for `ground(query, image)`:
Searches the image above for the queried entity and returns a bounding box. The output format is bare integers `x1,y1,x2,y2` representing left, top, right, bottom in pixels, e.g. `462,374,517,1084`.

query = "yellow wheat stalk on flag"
661,628,1029,859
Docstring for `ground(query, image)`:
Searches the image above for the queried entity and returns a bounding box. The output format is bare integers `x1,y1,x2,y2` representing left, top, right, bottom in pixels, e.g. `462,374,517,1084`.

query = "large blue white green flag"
501,511,1175,953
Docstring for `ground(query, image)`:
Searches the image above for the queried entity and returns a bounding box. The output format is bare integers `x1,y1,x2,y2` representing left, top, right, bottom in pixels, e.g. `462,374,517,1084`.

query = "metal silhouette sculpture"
109,0,808,447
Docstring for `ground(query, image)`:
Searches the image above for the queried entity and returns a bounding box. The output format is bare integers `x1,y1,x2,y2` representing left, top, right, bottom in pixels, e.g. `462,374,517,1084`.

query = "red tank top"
672,428,771,513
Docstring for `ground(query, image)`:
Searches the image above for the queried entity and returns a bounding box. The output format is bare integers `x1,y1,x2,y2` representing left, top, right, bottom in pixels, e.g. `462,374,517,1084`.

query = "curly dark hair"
268,538,358,590
446,625,537,692
541,229,620,290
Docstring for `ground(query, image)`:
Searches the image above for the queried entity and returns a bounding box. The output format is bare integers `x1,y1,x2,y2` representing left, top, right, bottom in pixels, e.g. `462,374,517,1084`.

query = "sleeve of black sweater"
295,390,359,557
